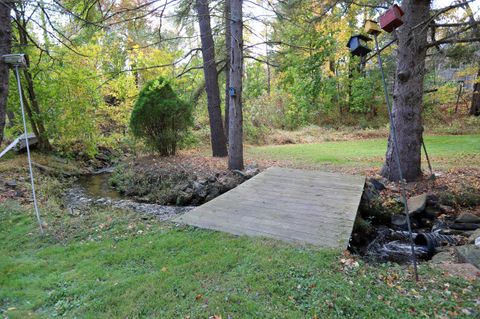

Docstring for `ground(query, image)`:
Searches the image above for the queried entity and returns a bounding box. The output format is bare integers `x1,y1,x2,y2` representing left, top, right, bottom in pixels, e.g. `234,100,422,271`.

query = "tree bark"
195,0,228,157
228,0,244,170
381,0,431,182
462,0,480,116
0,2,11,146
15,9,51,151
470,68,480,116
224,0,231,140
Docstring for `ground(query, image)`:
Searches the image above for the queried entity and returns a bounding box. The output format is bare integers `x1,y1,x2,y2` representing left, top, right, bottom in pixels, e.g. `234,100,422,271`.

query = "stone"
176,191,194,206
368,178,386,191
468,229,480,244
455,213,480,224
407,193,427,215
192,181,207,198
450,223,479,231
245,167,260,178
5,180,16,189
205,187,220,202
232,169,248,179
424,206,439,219
438,204,455,214
431,248,456,264
437,263,480,281
455,245,480,269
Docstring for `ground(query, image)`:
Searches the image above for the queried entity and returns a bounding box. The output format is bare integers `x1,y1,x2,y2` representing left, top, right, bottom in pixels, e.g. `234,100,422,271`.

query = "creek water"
65,171,193,220
76,173,123,200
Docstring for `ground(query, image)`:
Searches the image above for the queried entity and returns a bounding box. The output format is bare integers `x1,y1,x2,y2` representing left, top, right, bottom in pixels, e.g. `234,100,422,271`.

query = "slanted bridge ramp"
175,167,365,248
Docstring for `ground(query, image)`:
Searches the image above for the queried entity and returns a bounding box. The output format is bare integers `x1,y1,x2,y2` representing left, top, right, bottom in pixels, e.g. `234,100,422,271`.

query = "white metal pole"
14,65,44,234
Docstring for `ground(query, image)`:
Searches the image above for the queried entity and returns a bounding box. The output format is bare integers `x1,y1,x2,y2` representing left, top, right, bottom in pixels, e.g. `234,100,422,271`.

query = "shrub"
129,77,193,156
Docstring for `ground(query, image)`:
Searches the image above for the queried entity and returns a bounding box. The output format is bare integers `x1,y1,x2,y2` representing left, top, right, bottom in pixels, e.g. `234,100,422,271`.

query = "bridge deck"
175,167,365,248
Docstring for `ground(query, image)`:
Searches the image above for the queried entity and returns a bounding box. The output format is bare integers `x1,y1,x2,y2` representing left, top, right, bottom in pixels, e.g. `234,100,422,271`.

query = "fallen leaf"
195,294,203,301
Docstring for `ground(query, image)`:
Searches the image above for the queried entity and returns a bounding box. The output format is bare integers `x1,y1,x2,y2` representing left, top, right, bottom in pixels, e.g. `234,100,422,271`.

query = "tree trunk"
0,2,11,146
381,0,431,182
224,0,231,140
195,0,228,157
228,0,244,170
15,7,51,151
463,1,480,116
470,68,480,116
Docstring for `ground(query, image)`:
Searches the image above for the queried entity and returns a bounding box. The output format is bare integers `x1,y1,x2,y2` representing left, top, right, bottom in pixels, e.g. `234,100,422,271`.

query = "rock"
438,204,455,214
192,181,207,199
5,179,16,189
431,248,457,264
436,263,480,281
455,213,480,224
407,193,427,215
245,167,260,178
468,229,480,244
93,167,114,175
176,191,194,206
455,245,480,269
232,169,247,179
450,223,479,231
391,214,407,227
368,178,386,191
205,187,220,202
424,206,439,219
390,214,419,230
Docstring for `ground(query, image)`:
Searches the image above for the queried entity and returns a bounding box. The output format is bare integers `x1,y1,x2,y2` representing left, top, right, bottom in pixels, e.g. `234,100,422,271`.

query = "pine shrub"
129,77,193,155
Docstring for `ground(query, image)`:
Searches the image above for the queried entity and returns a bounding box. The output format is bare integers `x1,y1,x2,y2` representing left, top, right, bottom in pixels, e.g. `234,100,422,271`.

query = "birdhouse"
379,4,404,33
364,20,382,35
346,35,372,57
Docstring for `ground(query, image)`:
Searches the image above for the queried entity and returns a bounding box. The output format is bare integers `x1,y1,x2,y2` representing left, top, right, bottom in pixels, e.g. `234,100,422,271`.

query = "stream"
65,171,193,220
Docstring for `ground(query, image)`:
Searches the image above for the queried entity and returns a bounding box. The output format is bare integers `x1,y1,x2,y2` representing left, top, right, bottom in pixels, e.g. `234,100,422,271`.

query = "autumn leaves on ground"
1,132,480,318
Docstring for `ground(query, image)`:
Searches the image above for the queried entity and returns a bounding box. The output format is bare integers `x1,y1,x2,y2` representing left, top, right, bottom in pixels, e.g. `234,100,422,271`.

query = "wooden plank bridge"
175,167,365,248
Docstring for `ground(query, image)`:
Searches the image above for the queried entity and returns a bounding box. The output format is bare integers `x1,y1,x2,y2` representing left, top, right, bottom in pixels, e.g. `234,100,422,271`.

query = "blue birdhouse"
346,34,372,57
229,87,236,97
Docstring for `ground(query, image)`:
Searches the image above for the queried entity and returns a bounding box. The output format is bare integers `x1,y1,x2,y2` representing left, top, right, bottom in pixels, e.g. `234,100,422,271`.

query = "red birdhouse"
379,4,404,33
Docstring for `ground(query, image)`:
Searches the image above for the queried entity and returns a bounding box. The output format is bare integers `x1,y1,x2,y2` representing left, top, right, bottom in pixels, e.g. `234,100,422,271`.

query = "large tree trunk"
224,0,231,140
15,7,51,151
470,68,480,116
228,0,244,170
195,0,228,157
0,2,11,146
381,0,431,182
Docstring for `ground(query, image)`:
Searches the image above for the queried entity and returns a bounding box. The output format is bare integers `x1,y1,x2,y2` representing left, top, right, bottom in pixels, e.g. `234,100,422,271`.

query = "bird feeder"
364,20,382,35
379,4,404,33
346,34,372,57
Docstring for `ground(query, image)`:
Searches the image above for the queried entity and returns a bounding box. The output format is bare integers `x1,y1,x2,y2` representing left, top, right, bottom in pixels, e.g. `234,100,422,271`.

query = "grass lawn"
247,134,480,169
1,201,479,318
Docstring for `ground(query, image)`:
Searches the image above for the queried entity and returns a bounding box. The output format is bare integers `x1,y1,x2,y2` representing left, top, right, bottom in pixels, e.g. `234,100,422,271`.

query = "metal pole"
14,65,44,234
422,140,433,177
373,34,418,281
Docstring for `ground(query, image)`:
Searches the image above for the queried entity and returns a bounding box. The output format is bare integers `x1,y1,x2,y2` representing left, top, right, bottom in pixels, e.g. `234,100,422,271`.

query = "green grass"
248,134,480,168
1,201,478,318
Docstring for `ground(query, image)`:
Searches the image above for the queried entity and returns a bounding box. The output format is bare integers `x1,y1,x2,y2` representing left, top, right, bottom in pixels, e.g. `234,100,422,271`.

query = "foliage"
129,77,193,155
350,71,381,114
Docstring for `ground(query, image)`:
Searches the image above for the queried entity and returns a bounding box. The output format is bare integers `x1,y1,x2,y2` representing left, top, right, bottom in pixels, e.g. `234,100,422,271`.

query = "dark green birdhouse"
346,34,372,57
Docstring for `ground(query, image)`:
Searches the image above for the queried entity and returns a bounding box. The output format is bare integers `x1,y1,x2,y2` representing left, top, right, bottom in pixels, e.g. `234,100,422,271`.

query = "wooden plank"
174,167,365,248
